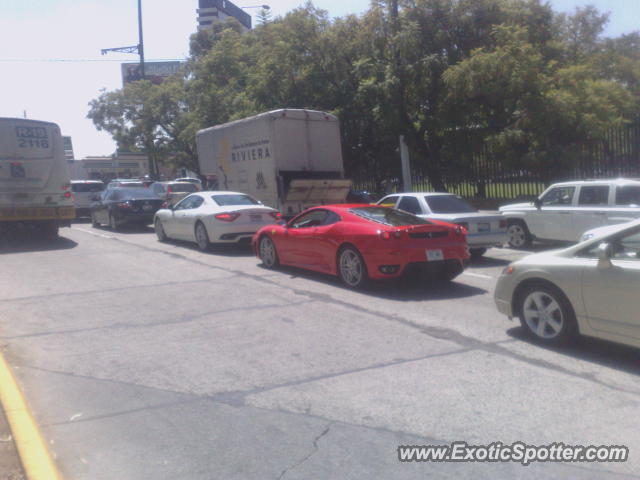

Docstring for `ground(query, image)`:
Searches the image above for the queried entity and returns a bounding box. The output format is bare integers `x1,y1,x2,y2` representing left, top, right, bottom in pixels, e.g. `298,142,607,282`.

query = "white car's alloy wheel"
155,219,167,242
195,222,210,251
508,223,529,248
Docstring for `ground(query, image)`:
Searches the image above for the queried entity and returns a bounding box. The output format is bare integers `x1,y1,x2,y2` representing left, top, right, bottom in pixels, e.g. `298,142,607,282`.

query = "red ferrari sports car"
252,204,470,288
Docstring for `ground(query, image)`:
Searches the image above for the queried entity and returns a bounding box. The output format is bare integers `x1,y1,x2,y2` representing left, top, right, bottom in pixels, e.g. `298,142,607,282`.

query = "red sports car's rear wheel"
337,246,368,289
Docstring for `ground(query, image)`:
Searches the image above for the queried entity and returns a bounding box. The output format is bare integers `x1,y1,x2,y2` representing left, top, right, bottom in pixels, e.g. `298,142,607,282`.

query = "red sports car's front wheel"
337,246,369,289
259,235,279,269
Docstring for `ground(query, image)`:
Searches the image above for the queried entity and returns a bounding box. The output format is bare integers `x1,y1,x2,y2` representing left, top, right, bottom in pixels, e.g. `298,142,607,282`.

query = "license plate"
426,249,444,261
477,222,490,232
250,214,262,222
142,204,153,211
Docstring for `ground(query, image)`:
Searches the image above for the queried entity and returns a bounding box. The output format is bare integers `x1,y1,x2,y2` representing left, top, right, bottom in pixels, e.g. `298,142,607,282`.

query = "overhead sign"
121,61,182,86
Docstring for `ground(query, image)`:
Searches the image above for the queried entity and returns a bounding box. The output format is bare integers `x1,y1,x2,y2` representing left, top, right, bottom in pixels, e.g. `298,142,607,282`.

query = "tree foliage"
88,0,639,189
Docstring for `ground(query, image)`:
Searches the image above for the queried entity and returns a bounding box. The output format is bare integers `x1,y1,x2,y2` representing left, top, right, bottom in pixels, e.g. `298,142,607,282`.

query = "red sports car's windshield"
349,206,432,226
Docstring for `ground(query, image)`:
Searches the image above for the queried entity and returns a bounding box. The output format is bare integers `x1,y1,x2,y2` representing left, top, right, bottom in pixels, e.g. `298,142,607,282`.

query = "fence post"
399,135,412,192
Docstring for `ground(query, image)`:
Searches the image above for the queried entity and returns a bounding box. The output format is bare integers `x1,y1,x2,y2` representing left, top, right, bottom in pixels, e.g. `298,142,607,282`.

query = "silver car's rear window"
425,195,477,213
72,183,105,193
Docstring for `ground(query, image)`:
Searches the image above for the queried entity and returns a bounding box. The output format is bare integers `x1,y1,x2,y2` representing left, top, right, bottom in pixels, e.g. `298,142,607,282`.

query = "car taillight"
63,191,72,198
269,211,282,221
456,222,469,231
167,186,173,193
215,212,240,222
116,202,132,209
161,201,169,209
499,219,507,229
379,230,402,240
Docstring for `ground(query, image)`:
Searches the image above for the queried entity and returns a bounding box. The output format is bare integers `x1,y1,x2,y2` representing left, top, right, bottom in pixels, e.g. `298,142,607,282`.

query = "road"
0,223,639,479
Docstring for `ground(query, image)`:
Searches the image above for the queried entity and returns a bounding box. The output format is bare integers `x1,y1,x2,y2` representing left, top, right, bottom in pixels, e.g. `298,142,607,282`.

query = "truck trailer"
196,109,351,216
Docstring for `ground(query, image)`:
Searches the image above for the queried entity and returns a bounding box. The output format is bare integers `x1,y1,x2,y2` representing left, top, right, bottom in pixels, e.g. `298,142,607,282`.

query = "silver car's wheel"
518,283,576,344
155,219,167,242
195,222,210,251
507,221,531,249
259,236,279,268
338,246,368,289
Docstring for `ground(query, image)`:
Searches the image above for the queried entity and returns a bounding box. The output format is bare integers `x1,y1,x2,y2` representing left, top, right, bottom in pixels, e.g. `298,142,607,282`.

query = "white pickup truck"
500,179,640,248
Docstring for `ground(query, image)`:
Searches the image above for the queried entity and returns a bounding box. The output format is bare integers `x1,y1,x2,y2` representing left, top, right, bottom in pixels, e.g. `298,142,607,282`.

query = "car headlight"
580,233,594,242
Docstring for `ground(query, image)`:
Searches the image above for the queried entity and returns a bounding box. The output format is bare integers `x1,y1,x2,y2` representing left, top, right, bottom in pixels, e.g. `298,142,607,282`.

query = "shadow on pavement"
507,326,640,377
265,264,487,301
92,224,155,235
0,233,78,254
468,256,511,268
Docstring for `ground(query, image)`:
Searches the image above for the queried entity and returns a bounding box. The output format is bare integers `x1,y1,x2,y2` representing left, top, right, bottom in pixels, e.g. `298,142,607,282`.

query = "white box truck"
196,109,350,216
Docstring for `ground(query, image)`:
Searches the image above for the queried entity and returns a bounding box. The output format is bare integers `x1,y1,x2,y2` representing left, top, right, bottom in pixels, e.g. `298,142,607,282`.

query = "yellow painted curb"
0,352,62,480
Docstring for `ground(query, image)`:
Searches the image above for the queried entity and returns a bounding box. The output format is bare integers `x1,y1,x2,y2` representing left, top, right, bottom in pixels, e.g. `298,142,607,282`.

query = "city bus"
0,117,75,238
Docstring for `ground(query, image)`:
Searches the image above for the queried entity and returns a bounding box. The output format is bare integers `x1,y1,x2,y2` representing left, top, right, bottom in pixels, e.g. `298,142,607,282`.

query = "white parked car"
377,192,508,257
153,191,281,251
500,179,640,248
494,219,640,348
70,180,105,218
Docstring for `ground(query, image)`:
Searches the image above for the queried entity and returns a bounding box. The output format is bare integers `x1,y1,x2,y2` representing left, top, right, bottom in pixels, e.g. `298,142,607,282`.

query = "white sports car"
495,219,640,348
153,191,281,250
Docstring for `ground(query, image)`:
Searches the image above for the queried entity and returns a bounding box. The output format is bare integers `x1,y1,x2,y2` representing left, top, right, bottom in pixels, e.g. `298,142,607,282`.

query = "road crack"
277,422,333,480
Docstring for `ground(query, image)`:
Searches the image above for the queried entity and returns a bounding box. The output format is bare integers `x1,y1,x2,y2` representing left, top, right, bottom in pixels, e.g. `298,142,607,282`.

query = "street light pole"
137,0,145,79
101,0,145,81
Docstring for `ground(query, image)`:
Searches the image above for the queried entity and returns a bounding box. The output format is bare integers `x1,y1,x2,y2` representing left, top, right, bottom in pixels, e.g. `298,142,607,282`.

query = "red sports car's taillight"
215,212,240,222
379,230,402,240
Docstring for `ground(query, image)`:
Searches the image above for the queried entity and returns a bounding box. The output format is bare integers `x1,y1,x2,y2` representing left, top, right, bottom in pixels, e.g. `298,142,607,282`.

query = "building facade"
197,0,252,32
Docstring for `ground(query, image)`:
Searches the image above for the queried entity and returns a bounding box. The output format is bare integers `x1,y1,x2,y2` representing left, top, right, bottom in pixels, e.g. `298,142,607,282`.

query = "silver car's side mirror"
597,242,613,269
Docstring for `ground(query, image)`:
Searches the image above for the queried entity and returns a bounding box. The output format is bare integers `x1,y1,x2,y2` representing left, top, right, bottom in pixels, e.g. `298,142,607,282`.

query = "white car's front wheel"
517,283,577,344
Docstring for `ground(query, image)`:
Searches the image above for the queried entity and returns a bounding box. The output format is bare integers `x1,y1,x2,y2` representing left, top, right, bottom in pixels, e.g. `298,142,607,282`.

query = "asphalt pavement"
0,223,639,479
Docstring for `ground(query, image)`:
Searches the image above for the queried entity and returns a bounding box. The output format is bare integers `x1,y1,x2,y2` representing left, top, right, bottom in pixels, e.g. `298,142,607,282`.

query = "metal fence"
350,117,640,200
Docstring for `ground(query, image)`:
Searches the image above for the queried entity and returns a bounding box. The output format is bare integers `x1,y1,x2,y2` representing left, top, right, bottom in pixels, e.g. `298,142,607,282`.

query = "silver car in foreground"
494,220,640,348
377,192,508,258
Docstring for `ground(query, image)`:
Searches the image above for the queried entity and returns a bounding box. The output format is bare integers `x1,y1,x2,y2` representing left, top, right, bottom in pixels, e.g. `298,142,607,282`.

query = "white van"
71,180,105,217
0,117,75,238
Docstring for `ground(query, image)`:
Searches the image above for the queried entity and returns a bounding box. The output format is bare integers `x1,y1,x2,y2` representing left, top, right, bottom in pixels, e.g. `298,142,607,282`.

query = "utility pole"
101,0,145,80
137,0,145,79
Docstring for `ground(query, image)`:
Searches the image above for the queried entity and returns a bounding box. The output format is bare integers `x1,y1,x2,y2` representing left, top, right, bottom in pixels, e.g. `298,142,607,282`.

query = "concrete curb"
0,352,62,480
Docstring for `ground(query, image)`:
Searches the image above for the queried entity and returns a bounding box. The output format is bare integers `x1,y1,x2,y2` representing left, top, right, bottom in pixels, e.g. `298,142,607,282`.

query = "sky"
0,0,638,161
